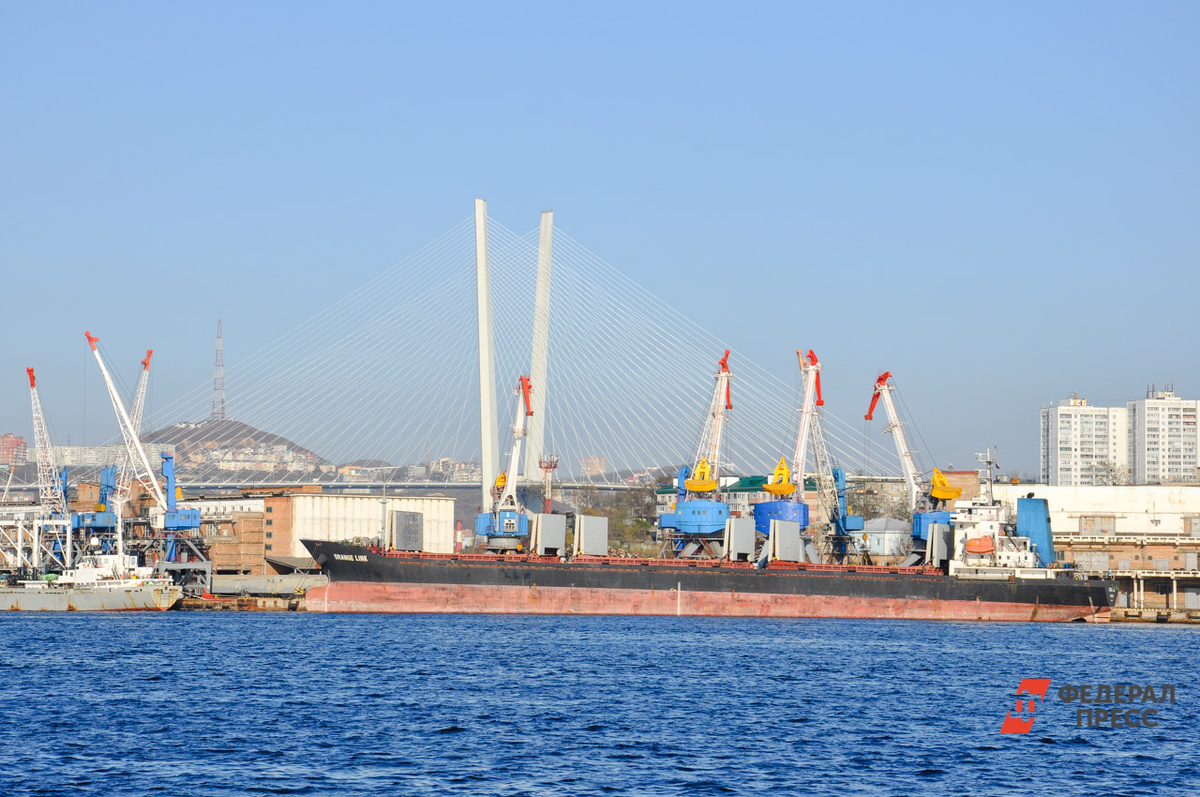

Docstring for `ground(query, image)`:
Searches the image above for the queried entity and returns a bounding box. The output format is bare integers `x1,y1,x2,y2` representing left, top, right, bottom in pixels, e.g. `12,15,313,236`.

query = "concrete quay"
1111,607,1200,624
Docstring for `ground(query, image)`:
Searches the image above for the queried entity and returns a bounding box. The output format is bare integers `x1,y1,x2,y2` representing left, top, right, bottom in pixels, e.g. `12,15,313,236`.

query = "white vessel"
1,554,181,611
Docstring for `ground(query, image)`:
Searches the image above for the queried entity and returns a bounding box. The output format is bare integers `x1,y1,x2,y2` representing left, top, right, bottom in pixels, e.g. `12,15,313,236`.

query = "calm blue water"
0,615,1197,796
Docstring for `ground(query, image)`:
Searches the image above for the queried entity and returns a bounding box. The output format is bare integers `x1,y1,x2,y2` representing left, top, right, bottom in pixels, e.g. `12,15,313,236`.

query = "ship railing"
366,549,929,575
375,550,566,564
767,561,927,575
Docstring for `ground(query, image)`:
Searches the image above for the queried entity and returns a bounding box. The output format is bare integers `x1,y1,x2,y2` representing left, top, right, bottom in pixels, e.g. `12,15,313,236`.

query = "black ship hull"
303,540,1115,622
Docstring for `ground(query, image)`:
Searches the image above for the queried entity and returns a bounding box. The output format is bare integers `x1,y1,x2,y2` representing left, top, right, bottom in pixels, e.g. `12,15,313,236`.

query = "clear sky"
2,1,1197,476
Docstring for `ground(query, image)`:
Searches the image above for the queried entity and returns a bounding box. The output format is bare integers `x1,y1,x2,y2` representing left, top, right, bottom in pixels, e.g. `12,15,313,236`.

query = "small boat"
1,554,182,611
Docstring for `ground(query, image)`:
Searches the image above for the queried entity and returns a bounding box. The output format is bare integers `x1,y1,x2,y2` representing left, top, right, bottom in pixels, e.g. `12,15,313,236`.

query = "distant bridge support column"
475,198,499,511
525,210,553,481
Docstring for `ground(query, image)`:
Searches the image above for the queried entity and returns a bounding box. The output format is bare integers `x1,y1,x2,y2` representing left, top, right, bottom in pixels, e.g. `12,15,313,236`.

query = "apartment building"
1039,395,1128,486
1127,388,1199,485
1040,388,1198,486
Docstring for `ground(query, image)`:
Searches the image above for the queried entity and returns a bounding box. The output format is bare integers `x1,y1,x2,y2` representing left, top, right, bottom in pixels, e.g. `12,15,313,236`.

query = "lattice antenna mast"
111,350,154,521
86,332,168,511
211,319,226,421
693,350,733,479
27,368,67,521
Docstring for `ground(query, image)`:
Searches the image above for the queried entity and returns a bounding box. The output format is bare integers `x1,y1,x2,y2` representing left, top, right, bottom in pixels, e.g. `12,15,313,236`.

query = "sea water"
0,614,1196,796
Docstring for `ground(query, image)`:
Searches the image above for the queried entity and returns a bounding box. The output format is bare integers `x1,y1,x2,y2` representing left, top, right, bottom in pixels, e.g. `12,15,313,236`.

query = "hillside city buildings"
1041,387,1199,486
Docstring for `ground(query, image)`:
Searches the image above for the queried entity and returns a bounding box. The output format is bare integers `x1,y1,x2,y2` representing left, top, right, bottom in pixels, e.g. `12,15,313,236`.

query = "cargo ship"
305,468,1116,623
301,538,1113,621
303,352,1114,622
1,553,182,611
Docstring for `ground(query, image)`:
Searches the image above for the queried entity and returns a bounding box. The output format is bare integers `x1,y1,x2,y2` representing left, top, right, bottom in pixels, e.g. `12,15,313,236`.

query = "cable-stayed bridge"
107,202,905,494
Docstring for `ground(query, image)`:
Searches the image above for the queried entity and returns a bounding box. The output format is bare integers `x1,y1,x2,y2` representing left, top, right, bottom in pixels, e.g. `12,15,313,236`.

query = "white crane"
790,350,818,494
790,350,869,564
686,350,733,494
85,332,168,513
27,367,69,567
865,371,961,512
866,371,921,511
493,376,534,519
796,350,838,525
108,349,154,556
475,376,535,550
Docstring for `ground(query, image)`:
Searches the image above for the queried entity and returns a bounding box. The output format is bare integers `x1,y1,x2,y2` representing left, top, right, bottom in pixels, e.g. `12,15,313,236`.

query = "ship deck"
364,547,937,576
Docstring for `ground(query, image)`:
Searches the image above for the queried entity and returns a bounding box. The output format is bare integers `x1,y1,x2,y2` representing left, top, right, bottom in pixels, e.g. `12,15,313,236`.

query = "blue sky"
2,1,1197,475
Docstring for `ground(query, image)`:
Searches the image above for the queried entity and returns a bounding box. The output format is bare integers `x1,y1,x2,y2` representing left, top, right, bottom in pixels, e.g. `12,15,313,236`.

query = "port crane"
87,333,168,512
657,351,735,557
477,376,534,551
865,371,960,513
754,350,866,565
26,367,71,569
76,350,154,558
796,350,867,563
754,352,817,559
86,333,201,577
686,349,733,496
111,350,154,532
759,350,824,504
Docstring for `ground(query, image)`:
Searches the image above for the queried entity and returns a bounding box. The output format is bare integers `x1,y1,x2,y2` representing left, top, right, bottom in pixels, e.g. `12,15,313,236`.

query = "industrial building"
180,488,457,575
993,483,1200,611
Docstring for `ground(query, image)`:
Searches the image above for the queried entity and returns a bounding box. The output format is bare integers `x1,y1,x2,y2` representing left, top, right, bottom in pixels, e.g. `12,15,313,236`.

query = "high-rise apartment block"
1040,395,1128,486
1040,388,1199,486
1127,388,1199,484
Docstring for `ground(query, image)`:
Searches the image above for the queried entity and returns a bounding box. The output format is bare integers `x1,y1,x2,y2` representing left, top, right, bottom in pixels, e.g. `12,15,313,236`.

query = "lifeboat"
964,536,996,555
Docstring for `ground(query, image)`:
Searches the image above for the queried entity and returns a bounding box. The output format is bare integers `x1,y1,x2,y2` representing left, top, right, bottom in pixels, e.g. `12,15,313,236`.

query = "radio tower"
211,319,226,421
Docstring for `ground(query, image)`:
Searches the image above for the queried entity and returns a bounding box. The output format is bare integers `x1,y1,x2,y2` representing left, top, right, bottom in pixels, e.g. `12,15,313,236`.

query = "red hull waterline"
305,582,1110,623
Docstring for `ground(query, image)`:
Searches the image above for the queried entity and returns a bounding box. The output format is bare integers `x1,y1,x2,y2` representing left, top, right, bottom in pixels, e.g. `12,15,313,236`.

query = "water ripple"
0,615,1197,795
